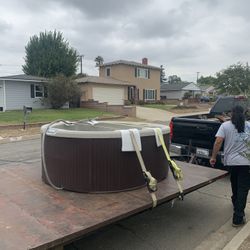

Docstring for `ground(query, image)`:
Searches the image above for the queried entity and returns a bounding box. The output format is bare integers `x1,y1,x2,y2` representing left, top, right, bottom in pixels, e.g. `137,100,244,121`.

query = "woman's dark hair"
231,105,245,133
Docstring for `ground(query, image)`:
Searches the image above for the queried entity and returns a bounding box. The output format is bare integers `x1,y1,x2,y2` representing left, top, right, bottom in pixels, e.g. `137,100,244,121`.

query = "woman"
210,105,250,227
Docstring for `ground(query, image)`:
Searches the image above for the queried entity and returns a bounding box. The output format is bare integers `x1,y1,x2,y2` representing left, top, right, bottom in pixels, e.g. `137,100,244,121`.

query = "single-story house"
160,82,201,100
76,76,135,105
200,85,216,96
0,74,47,111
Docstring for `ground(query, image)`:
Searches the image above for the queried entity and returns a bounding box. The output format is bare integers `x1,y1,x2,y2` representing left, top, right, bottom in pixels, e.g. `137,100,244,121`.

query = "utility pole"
196,72,200,84
78,55,84,74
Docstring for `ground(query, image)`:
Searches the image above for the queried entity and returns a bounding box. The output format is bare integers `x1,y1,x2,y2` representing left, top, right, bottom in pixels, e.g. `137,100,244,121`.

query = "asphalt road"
0,139,248,250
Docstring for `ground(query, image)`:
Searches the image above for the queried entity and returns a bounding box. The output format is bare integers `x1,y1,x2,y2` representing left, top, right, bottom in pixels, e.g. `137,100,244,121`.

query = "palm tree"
94,56,104,67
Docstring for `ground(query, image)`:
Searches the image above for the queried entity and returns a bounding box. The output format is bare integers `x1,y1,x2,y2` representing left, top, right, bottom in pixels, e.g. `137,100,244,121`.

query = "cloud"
1,0,250,81
0,19,11,32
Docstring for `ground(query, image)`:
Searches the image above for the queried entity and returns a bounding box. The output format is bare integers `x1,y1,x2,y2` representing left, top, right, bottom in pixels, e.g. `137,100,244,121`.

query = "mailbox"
23,106,32,114
23,106,32,129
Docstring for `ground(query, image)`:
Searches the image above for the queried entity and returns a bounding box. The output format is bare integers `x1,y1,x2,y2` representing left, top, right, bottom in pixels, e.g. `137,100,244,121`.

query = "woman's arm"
210,136,224,167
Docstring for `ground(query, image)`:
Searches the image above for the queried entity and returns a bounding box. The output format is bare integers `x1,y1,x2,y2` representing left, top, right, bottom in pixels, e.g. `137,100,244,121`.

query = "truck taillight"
234,95,246,100
169,119,173,141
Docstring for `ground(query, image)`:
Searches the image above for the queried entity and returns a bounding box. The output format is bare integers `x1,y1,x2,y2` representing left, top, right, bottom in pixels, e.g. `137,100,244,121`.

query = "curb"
222,221,250,250
0,134,40,144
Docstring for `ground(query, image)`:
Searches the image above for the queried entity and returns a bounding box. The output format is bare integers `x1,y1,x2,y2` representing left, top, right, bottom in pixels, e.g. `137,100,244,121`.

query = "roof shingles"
100,60,161,70
75,76,134,86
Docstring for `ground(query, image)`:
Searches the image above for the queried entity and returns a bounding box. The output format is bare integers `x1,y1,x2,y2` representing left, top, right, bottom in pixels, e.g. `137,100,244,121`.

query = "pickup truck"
170,96,249,169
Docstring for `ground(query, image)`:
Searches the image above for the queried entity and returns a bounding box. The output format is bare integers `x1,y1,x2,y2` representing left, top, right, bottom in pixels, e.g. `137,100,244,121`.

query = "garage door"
93,87,124,105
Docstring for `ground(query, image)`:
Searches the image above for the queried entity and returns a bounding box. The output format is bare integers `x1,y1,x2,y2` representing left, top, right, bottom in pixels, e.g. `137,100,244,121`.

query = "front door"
128,86,136,103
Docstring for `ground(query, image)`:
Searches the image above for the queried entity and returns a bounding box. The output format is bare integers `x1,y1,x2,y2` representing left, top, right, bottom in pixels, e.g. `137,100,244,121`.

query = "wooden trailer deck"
0,161,227,250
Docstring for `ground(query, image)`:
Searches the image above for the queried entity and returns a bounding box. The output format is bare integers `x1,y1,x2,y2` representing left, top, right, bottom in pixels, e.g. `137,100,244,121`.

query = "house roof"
199,85,215,91
0,74,47,82
75,76,135,86
99,60,161,70
160,82,190,91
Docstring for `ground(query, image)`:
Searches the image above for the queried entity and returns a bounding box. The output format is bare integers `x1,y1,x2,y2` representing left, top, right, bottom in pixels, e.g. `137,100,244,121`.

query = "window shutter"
44,86,48,98
30,84,35,98
143,89,145,101
148,69,150,79
155,89,157,100
135,67,137,77
137,88,139,100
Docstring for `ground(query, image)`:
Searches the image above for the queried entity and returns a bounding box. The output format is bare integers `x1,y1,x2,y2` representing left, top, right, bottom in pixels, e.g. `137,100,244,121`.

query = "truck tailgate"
171,117,221,149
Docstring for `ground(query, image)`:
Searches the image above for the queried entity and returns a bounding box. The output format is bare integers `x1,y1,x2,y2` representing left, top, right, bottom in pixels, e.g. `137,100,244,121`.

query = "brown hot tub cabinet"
41,121,170,193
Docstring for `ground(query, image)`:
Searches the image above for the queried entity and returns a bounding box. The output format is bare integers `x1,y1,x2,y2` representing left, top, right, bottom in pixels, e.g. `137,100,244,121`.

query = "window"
35,84,44,97
31,84,45,98
136,68,149,79
144,89,156,101
106,67,111,77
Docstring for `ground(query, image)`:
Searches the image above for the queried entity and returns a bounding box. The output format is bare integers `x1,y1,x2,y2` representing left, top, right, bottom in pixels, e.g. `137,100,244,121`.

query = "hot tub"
41,120,170,193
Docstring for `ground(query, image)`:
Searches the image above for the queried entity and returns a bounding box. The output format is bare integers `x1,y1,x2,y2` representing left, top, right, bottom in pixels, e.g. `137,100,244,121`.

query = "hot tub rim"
41,121,170,139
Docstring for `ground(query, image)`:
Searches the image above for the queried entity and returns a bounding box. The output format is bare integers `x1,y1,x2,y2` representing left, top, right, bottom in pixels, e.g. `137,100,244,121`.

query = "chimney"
142,58,148,65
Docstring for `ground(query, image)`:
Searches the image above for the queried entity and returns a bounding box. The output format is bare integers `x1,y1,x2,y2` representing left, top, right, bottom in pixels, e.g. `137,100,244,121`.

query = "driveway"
136,106,175,123
136,106,208,123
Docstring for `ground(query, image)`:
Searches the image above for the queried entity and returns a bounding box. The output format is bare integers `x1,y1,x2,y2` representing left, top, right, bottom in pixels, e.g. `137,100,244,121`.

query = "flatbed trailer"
0,160,227,250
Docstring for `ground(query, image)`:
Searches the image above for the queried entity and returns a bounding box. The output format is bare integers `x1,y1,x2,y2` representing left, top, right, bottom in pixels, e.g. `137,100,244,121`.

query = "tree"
160,65,167,83
94,56,104,67
23,30,78,77
168,75,182,84
197,75,217,86
215,62,250,95
44,74,81,109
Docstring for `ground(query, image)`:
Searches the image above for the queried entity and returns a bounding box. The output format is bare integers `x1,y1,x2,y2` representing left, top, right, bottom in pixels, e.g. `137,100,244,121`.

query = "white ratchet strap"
129,130,158,208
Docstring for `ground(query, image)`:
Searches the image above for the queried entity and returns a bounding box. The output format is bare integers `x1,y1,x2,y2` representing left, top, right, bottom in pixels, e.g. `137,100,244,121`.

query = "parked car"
200,96,210,102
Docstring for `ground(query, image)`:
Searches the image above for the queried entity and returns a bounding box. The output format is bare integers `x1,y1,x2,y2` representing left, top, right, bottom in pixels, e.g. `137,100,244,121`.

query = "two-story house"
99,58,161,103
77,58,161,106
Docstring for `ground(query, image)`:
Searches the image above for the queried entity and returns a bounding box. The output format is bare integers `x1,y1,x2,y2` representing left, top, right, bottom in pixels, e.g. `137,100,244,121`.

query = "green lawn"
143,104,177,111
0,108,113,125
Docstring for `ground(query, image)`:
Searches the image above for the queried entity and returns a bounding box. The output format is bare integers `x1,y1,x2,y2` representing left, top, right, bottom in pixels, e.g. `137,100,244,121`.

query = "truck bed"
0,160,227,250
171,116,221,149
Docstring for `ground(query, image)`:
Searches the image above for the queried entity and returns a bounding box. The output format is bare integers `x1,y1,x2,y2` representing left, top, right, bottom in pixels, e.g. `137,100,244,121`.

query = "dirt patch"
0,127,41,139
171,103,212,114
0,117,145,140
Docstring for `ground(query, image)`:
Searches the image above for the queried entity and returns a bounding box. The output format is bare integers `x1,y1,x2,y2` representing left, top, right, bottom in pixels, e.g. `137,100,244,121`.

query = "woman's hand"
209,158,216,167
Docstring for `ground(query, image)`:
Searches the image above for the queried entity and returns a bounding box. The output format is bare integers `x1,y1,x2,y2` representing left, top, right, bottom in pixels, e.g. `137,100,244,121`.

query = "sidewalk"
223,220,250,250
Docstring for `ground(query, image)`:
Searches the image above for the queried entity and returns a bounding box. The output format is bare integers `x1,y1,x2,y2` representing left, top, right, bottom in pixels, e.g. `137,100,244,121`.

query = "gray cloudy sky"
0,0,250,82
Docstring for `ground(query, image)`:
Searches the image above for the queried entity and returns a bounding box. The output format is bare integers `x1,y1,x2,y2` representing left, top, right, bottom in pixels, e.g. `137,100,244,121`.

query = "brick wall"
81,101,136,117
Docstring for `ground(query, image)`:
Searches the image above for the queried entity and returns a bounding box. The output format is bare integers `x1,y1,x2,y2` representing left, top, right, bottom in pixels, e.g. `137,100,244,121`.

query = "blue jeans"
229,165,250,219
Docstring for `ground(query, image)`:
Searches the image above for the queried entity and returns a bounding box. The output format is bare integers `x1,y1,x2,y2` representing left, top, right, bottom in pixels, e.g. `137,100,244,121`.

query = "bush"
124,100,132,105
138,100,145,105
44,74,81,109
155,100,166,104
183,92,192,99
195,93,201,99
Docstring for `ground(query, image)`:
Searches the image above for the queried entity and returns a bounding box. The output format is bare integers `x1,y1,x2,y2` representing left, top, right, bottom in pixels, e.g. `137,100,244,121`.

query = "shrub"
43,74,81,109
183,92,192,99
